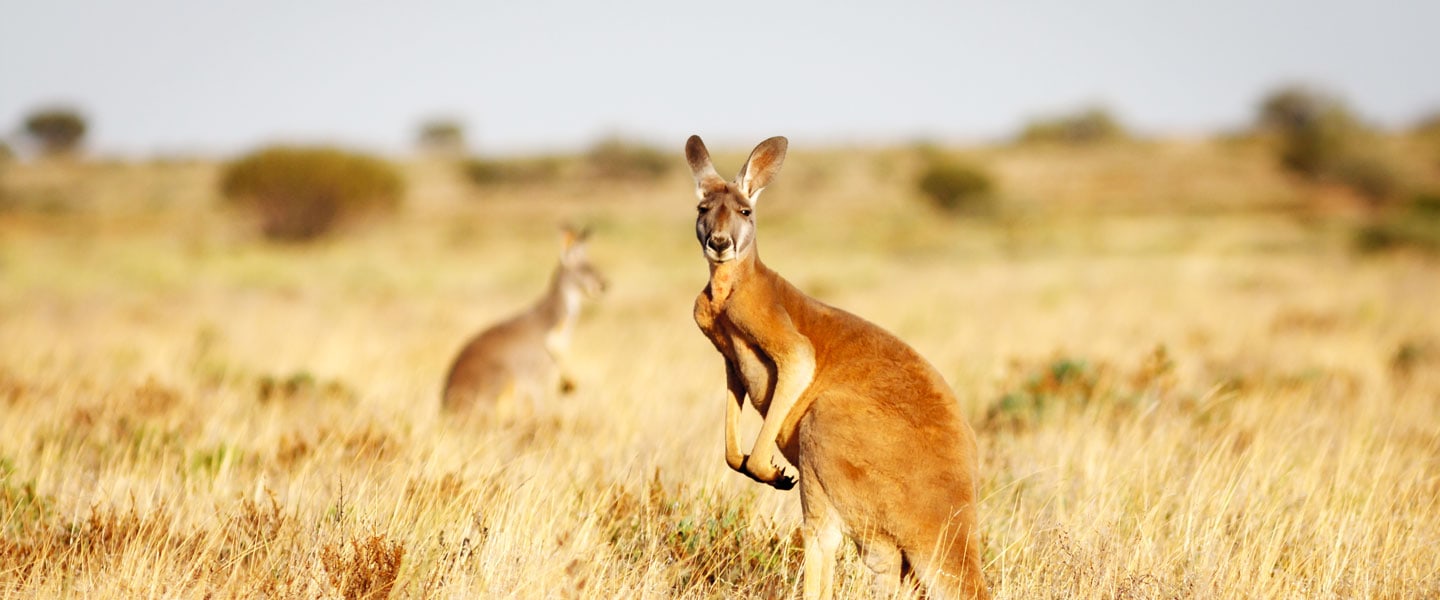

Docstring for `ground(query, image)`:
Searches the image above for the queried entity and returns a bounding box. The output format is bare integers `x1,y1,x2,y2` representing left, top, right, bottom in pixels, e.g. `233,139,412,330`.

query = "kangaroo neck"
707,247,762,307
536,265,580,327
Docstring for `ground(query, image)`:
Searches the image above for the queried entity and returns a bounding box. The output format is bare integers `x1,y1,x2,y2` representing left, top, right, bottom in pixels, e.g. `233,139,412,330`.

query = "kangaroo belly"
729,337,778,415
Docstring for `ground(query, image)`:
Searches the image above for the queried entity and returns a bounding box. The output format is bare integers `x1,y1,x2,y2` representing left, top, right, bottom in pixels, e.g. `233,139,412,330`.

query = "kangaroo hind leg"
799,478,844,600
857,536,906,599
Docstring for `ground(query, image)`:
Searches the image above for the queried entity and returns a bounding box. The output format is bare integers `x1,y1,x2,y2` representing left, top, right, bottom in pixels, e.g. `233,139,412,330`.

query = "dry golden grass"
1,140,1438,598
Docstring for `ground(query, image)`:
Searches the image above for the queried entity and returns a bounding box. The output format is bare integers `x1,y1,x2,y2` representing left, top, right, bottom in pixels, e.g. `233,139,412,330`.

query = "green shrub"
985,357,1100,431
22,106,87,156
220,146,403,241
1018,106,1127,145
984,347,1176,431
462,155,563,186
916,159,996,215
585,137,671,181
1414,190,1440,216
1391,336,1440,380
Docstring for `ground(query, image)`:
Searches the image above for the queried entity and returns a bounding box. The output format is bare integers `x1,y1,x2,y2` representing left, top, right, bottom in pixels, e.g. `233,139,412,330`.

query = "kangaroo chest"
695,293,780,415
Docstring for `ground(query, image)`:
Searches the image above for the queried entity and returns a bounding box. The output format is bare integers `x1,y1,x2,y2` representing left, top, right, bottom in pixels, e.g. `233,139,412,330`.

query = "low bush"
416,118,466,156
985,347,1177,431
461,156,563,187
986,357,1101,430
1355,189,1440,254
1332,154,1403,206
916,159,996,215
220,146,403,241
585,137,671,181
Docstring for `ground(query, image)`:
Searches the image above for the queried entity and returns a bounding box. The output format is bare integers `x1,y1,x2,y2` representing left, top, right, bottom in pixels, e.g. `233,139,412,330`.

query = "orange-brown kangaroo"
686,135,988,599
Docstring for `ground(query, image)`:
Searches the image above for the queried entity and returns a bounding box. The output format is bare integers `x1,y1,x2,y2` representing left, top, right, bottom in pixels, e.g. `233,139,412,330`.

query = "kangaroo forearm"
725,363,747,471
725,390,747,472
747,353,815,466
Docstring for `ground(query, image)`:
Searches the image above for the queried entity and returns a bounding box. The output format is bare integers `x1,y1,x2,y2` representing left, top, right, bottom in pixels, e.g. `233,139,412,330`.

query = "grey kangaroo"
442,226,606,417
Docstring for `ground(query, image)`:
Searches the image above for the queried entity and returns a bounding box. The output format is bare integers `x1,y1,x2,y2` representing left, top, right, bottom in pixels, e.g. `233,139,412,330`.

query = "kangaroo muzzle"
707,235,733,253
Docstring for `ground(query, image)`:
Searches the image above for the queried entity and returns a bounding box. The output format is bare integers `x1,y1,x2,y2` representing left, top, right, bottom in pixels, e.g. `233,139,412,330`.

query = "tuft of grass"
321,534,407,600
0,457,53,537
256,370,357,405
602,471,802,596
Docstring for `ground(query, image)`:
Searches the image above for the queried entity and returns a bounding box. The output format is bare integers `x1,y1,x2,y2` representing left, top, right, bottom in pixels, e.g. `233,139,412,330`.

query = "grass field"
1,139,1438,598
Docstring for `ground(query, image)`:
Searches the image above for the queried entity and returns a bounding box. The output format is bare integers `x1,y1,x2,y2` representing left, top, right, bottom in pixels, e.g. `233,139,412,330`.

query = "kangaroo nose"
707,235,733,252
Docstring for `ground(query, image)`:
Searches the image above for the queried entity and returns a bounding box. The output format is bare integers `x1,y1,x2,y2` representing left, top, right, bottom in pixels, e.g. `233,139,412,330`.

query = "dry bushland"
1,139,1437,598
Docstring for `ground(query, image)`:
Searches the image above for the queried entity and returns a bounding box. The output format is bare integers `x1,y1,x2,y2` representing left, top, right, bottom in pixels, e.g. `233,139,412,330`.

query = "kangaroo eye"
697,205,709,214
739,208,752,217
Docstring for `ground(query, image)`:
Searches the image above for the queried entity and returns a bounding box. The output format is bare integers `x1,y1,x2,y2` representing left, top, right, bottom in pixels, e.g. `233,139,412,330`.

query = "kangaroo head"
685,135,788,264
558,226,607,297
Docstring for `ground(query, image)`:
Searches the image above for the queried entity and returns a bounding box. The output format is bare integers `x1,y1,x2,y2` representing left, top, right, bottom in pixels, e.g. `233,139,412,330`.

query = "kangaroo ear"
560,223,580,252
685,135,725,195
735,136,788,202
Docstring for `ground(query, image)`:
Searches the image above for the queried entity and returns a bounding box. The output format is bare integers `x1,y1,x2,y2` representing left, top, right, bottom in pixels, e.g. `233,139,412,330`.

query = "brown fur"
441,227,606,418
686,135,988,599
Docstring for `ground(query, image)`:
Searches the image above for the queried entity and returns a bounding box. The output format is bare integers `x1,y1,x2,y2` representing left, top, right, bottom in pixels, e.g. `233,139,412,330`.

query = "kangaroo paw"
739,455,798,490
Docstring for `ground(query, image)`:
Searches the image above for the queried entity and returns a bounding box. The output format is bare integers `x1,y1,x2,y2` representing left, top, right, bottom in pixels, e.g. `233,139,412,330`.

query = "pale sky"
2,0,1436,156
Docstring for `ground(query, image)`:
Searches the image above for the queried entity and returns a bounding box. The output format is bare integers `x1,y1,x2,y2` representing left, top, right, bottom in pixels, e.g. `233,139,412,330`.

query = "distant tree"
22,106,88,156
416,118,467,156
1255,84,1406,207
1018,106,1127,145
1257,86,1351,132
1254,85,1363,177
